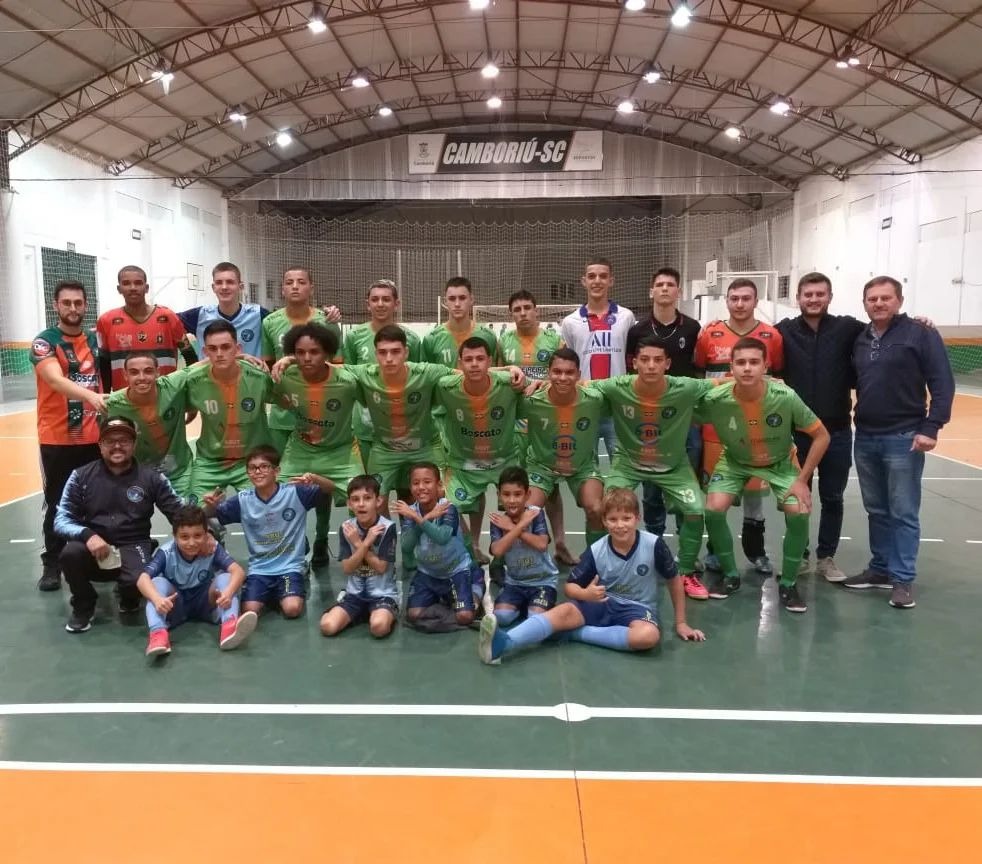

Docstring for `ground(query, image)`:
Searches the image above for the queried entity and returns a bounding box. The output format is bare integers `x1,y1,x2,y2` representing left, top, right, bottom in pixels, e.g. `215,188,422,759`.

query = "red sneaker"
146,629,171,657
683,574,709,600
219,610,258,650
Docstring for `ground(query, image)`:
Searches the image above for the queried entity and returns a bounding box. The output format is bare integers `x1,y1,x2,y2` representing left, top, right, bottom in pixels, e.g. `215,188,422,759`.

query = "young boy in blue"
394,462,478,627
203,445,332,620
489,466,559,625
320,475,399,639
136,504,255,657
479,488,705,664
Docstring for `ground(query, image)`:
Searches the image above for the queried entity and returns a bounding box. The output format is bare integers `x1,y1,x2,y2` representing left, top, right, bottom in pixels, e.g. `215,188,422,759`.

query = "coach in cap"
55,416,184,633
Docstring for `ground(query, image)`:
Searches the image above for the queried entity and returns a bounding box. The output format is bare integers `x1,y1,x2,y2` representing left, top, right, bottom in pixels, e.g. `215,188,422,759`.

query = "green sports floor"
1,407,981,863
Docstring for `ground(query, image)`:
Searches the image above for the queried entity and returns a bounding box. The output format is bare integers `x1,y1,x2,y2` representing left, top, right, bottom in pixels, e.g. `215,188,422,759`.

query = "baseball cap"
100,416,137,440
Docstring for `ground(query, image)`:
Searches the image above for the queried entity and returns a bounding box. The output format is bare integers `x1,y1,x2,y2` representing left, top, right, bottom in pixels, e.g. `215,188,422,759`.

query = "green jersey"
422,323,497,368
272,365,359,451
342,322,422,441
261,307,342,431
106,370,192,476
436,370,518,469
346,361,447,452
520,383,606,476
497,327,561,380
590,375,714,473
699,379,820,467
184,360,272,462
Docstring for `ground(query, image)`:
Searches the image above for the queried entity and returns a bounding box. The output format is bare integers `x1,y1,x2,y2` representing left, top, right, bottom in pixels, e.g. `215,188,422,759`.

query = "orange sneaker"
219,610,258,650
683,574,709,600
146,629,171,657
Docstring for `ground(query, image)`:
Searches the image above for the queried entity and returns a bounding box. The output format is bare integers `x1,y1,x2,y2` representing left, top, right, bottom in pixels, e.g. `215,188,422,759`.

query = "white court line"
0,435,37,440
1,702,981,726
0,491,40,509
9,538,34,544
967,540,982,544
0,761,978,787
927,451,982,472
921,538,944,542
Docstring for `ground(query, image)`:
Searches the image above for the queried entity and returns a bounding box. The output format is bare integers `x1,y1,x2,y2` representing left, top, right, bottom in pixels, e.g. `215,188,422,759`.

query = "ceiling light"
150,61,174,93
469,0,490,8
351,71,370,88
486,95,502,109
481,62,499,79
617,99,635,114
835,59,848,69
670,4,691,27
624,0,646,10
228,106,247,124
724,126,741,139
275,130,293,148
643,70,661,84
769,97,791,116
378,105,393,117
307,3,328,34
848,56,860,66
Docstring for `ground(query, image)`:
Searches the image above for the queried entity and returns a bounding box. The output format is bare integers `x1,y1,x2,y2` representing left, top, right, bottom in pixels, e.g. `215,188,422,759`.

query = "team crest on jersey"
759,331,772,339
163,408,175,421
241,398,256,412
637,423,660,442
636,564,650,577
137,332,148,343
326,399,341,412
679,337,686,349
156,315,169,324
117,334,133,349
64,349,77,363
454,488,467,501
710,330,724,338
661,406,677,419
408,391,422,404
490,406,505,421
186,494,199,504
282,508,297,522
111,317,124,325
575,417,591,431
536,349,550,362
31,339,52,358
766,413,783,427
241,330,255,342
126,486,145,503
711,472,723,483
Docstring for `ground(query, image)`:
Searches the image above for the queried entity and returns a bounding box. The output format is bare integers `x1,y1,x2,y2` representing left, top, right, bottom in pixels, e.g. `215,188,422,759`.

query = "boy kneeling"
321,475,398,638
138,505,255,657
479,489,705,664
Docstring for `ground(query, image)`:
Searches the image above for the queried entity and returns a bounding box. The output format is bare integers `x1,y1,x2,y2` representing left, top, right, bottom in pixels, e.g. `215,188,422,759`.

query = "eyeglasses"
246,463,276,473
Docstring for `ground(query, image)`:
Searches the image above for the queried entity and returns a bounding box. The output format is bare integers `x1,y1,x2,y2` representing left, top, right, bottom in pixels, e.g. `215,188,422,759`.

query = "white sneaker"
815,557,846,583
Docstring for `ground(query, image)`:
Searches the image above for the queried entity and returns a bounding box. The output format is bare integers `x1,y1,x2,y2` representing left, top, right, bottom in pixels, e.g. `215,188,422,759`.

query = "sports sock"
781,511,810,587
501,612,554,654
215,572,240,622
568,625,631,651
677,514,704,572
704,510,739,578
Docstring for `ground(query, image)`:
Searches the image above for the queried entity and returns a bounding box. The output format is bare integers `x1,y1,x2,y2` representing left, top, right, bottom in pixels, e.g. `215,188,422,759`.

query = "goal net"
464,303,580,333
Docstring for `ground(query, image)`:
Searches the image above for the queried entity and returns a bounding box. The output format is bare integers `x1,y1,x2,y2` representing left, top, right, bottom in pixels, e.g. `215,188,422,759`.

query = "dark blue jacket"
54,459,183,545
852,314,954,438
776,313,864,431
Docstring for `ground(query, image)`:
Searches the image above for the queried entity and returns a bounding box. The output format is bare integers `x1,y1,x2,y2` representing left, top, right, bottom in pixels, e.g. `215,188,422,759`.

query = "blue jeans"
795,427,852,559
643,425,703,535
853,430,924,584
596,416,616,464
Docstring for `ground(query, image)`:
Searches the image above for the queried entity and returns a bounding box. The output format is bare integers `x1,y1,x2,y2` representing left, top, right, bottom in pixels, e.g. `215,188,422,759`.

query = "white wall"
1,144,229,343
793,138,982,325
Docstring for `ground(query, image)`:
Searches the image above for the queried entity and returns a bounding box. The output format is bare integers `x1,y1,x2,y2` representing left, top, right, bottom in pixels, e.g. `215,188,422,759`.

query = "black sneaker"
842,569,892,590
65,611,93,633
116,590,141,614
311,538,329,567
889,582,916,609
708,574,741,599
779,583,807,613
37,566,61,592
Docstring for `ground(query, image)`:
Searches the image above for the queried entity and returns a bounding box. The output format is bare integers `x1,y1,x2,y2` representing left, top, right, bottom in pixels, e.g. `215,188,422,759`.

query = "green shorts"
707,453,800,507
527,459,601,499
443,463,505,513
369,443,444,495
268,426,291,455
357,438,373,472
147,456,192,500
187,456,250,505
280,437,363,506
605,457,704,516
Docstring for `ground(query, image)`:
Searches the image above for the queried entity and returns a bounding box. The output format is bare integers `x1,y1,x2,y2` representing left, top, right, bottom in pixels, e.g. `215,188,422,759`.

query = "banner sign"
408,131,603,174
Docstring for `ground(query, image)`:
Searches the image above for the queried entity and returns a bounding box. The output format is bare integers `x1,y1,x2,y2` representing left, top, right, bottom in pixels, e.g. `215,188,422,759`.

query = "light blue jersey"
214,483,320,575
489,506,558,588
181,303,266,358
401,498,472,579
568,530,677,616
338,515,398,600
143,539,237,590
